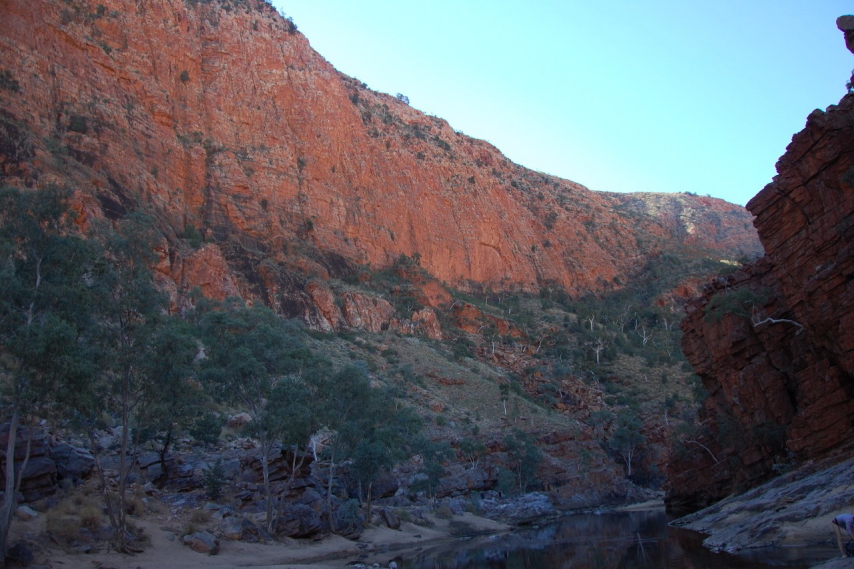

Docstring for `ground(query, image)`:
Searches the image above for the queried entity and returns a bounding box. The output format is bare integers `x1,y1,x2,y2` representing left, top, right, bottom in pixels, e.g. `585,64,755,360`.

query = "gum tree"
83,213,170,552
0,187,94,563
609,411,645,478
198,301,316,532
349,403,420,518
313,366,422,530
134,316,202,484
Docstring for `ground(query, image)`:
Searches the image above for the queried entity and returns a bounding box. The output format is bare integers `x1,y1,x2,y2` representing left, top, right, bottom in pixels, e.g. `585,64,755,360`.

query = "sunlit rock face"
0,0,759,330
666,27,854,510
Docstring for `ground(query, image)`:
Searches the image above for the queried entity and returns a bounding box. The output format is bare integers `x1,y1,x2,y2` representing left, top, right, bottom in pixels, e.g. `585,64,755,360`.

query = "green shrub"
496,468,515,496
190,411,223,447
181,223,203,249
0,70,20,92
68,114,88,134
202,459,226,501
704,287,769,323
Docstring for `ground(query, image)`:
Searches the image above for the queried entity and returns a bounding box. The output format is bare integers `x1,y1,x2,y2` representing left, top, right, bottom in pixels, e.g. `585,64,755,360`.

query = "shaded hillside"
0,0,759,326
665,19,854,512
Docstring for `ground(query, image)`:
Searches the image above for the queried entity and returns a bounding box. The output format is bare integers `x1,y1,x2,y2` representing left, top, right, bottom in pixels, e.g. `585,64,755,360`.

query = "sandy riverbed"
10,508,511,568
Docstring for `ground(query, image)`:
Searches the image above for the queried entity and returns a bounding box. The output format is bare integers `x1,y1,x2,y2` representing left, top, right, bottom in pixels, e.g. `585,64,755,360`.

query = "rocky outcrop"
304,280,442,338
672,456,854,552
666,25,854,511
0,425,57,502
838,16,854,55
0,425,96,502
0,0,759,333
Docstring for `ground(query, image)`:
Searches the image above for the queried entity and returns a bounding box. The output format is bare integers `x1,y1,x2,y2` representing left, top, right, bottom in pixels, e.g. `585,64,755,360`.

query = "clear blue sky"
273,1,853,206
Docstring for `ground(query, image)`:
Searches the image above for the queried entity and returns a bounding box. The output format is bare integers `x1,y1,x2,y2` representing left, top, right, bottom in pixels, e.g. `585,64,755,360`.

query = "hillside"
0,0,766,550
0,0,759,321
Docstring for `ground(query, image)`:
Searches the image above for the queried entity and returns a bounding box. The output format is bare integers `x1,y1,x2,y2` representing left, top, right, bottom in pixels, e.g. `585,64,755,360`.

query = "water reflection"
389,510,835,569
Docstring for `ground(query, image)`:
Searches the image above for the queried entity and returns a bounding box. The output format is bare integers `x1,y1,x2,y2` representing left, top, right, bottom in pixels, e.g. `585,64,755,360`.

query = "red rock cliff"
0,0,759,327
666,38,854,511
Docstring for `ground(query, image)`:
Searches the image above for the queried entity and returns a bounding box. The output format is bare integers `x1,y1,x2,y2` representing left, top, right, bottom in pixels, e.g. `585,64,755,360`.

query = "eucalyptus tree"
198,301,317,532
503,428,542,493
134,315,202,484
267,373,322,522
315,365,420,531
81,212,171,552
609,411,645,478
410,436,452,499
350,402,421,518
0,186,95,564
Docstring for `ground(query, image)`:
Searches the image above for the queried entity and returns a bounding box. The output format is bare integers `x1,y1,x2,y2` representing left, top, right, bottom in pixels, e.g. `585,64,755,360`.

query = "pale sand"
614,499,666,512
11,510,510,568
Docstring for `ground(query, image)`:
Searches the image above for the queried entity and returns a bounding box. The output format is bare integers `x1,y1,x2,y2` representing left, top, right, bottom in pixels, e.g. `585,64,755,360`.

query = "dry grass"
79,503,103,530
434,504,454,519
45,491,105,545
124,495,146,516
45,511,82,544
182,521,201,537
126,520,151,547
42,482,167,551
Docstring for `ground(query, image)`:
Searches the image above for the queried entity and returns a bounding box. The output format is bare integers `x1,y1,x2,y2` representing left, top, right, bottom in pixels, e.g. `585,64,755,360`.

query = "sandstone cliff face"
0,0,759,331
665,90,854,512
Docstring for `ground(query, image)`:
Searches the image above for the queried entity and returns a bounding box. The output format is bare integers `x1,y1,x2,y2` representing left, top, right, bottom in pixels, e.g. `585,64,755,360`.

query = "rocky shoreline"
1,419,662,568
670,453,854,565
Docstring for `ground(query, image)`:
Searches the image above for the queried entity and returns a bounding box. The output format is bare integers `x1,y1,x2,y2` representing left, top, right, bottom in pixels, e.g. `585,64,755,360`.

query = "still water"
383,510,837,569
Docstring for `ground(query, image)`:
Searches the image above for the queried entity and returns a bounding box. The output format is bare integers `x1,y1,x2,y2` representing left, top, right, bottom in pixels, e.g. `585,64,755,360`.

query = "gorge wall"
665,21,854,511
0,0,760,331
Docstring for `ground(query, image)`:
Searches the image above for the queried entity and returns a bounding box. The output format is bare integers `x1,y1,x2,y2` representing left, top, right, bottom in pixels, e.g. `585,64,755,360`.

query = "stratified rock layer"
0,0,759,328
666,92,854,512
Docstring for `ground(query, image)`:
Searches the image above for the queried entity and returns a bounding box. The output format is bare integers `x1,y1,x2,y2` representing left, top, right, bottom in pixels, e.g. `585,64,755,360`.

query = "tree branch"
684,438,720,464
753,317,804,332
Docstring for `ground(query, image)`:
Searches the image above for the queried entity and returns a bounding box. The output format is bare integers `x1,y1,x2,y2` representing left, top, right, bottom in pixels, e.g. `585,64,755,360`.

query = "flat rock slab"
671,455,854,553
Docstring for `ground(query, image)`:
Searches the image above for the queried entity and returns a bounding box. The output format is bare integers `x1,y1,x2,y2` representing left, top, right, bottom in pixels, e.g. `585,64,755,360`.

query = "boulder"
14,505,37,521
334,502,364,540
372,474,399,500
0,424,57,502
227,413,252,429
182,531,220,554
295,488,325,513
377,507,401,530
50,443,94,482
222,516,268,542
17,457,57,502
221,517,244,540
162,462,201,492
837,15,854,54
477,492,557,525
274,504,322,538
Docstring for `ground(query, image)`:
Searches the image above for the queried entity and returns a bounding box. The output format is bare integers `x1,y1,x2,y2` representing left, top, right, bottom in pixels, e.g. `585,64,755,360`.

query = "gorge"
0,0,852,566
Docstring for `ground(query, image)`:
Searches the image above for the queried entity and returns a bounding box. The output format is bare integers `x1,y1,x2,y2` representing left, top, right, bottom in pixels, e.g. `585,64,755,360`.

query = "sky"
273,1,853,206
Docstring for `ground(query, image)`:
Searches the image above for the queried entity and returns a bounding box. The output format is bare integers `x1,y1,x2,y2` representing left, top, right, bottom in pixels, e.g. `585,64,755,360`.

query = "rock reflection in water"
395,510,830,568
